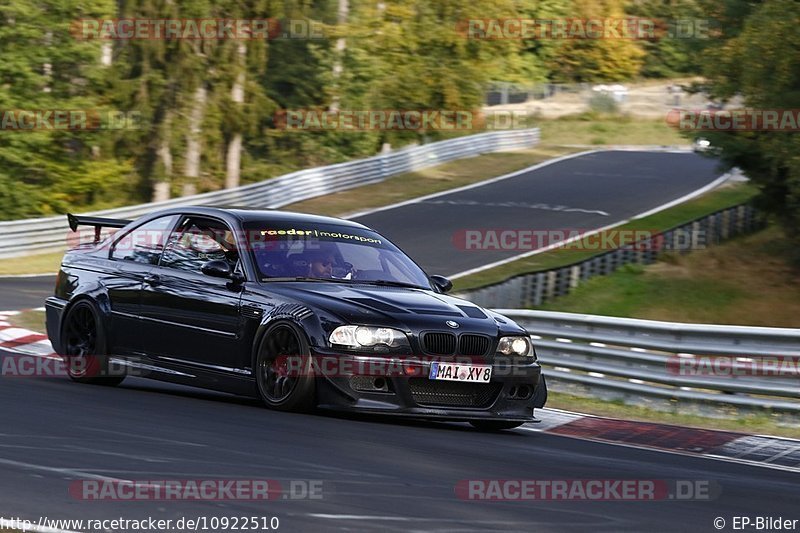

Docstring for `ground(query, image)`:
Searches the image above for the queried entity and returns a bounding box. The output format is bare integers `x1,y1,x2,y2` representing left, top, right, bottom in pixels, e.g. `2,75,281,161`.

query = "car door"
138,215,248,373
105,214,181,355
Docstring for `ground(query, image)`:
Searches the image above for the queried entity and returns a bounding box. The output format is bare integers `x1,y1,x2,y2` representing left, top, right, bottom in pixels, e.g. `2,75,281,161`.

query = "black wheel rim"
63,305,97,377
258,326,302,403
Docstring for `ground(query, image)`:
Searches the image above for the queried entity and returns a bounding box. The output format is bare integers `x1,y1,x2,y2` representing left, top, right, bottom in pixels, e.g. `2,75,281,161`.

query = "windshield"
243,222,431,288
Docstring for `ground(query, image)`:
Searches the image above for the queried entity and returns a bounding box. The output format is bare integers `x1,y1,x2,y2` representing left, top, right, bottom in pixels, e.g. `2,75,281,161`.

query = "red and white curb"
2,310,798,475
0,309,55,357
527,409,800,474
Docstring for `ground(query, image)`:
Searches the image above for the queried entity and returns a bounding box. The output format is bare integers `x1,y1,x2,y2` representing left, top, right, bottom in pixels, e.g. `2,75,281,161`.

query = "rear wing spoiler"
67,213,133,242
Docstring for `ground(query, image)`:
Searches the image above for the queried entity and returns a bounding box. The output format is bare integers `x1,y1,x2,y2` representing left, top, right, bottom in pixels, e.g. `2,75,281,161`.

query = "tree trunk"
225,43,246,190
101,42,112,67
183,85,207,196
329,0,349,112
153,112,173,202
152,180,170,203
225,133,243,190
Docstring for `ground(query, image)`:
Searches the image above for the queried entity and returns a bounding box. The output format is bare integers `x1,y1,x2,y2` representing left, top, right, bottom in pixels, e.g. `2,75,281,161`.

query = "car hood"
256,282,526,336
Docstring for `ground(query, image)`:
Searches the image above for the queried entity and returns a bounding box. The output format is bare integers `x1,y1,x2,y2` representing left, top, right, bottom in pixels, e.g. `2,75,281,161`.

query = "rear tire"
469,420,525,431
255,322,316,412
60,300,125,386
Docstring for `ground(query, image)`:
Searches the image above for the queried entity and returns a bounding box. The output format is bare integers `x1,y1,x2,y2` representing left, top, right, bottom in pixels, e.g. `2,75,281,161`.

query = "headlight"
329,326,408,349
497,336,534,357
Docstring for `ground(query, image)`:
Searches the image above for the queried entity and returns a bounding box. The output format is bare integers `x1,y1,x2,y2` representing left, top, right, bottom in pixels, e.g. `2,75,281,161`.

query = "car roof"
150,206,370,230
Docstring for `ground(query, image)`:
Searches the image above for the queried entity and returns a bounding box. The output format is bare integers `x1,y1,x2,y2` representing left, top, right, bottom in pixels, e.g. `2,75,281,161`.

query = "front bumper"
309,350,545,422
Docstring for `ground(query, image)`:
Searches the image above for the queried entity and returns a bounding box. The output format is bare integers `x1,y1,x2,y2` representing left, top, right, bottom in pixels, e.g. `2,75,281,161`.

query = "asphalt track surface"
0,275,52,311
1,356,798,533
354,150,723,276
0,151,723,311
3,150,794,532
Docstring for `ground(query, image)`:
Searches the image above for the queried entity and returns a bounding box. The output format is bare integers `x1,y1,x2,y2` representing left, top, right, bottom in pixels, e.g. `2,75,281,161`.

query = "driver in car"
308,250,336,279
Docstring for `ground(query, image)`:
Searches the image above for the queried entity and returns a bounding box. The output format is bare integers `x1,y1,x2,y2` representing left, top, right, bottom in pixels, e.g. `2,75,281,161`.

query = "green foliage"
627,0,704,78
0,0,130,218
0,0,713,220
546,0,645,82
695,0,800,263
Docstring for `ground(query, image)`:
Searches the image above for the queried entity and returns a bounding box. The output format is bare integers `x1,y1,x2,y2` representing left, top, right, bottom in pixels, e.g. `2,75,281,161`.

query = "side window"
110,215,179,265
161,217,239,273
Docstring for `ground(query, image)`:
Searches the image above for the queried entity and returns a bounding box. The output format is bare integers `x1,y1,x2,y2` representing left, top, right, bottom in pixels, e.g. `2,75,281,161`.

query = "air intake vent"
347,298,408,313
459,334,491,356
422,332,456,355
456,305,488,319
410,309,462,317
269,304,313,321
408,379,502,408
240,305,263,320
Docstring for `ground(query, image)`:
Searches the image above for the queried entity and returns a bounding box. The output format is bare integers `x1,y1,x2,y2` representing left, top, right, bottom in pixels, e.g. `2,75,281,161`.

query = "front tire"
60,300,125,386
255,322,316,412
469,420,525,431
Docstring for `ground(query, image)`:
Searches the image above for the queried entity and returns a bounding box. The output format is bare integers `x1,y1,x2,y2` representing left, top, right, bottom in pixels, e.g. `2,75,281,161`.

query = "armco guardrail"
0,128,540,259
499,310,800,418
461,203,765,309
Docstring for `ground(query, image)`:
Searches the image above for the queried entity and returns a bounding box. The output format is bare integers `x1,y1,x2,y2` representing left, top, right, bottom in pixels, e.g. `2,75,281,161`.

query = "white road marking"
449,169,734,280
0,457,132,483
346,150,599,219
77,427,207,448
421,198,609,216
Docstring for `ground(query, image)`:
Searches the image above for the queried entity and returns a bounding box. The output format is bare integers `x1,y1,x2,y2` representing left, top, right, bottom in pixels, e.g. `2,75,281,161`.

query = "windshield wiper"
357,280,428,290
261,276,352,283
262,277,428,290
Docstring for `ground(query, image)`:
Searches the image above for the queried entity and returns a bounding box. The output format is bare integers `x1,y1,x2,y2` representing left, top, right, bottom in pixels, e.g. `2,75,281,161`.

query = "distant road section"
354,150,722,276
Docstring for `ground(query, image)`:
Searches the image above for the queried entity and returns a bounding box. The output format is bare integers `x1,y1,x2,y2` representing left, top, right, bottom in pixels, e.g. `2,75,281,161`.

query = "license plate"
429,362,492,383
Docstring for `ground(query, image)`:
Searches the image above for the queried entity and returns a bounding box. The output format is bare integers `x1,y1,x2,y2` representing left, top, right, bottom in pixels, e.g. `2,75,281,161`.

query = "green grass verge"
0,252,64,276
453,182,758,292
548,391,800,439
537,114,686,147
539,224,800,327
8,309,46,332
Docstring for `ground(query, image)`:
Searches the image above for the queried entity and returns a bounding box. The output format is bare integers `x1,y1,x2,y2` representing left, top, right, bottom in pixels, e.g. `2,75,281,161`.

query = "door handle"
143,274,161,285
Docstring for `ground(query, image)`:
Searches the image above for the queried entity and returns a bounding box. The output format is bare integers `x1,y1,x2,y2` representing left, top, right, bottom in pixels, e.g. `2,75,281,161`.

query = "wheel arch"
59,291,112,354
250,316,313,374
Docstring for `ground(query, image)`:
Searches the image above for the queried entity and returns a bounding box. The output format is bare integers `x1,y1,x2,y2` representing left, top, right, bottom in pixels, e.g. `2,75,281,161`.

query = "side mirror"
430,275,453,294
201,259,232,279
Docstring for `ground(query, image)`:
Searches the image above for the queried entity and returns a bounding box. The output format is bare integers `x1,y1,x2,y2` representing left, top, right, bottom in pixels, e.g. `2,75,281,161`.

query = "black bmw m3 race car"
46,207,546,430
